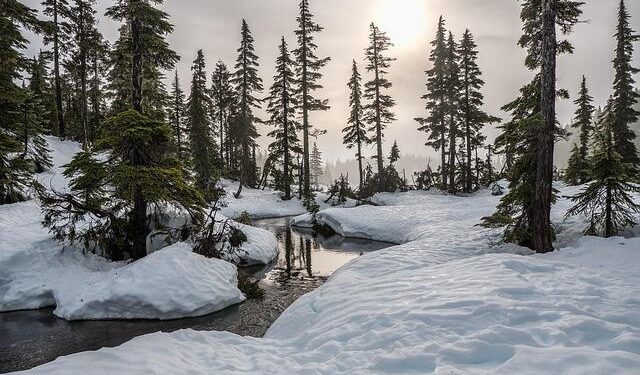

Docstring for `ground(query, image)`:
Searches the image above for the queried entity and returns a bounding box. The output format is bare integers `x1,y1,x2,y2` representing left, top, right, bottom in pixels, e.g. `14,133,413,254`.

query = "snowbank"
224,221,278,266
18,184,640,374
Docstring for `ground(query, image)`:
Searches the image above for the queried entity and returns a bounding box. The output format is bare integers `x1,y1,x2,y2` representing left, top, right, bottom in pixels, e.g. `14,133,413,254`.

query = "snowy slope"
16,183,640,374
0,137,274,320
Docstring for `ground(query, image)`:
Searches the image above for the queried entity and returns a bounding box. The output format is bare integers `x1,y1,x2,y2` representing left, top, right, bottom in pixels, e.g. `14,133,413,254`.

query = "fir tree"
459,29,498,192
364,23,396,178
483,0,583,252
343,60,369,197
42,0,71,138
310,142,323,188
388,140,400,165
293,0,330,199
445,31,461,194
416,16,449,190
231,19,263,196
187,50,217,193
266,38,301,200
168,70,187,159
211,61,234,168
566,75,595,185
566,101,640,237
0,0,44,204
611,0,640,167
21,58,53,173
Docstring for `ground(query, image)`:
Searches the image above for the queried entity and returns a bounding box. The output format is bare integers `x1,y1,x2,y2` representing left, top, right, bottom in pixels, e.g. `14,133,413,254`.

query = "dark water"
0,217,391,373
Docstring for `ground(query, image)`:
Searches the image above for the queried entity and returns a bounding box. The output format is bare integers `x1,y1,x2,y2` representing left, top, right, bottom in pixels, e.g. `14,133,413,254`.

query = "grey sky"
23,0,640,163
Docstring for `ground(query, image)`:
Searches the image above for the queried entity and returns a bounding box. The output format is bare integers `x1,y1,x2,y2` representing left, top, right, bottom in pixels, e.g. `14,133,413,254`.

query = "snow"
0,137,274,320
16,183,640,374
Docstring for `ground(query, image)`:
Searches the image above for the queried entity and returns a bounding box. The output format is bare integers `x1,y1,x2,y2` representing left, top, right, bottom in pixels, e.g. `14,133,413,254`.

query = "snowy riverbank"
0,137,277,320
14,181,640,374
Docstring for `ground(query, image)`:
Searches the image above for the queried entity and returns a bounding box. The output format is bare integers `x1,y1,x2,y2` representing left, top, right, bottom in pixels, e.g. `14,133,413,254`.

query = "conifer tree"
611,0,640,168
343,60,369,197
566,101,640,237
388,141,400,165
483,0,582,252
266,38,300,200
293,0,330,199
231,19,263,196
364,23,396,178
566,75,595,185
42,0,71,138
211,61,234,168
445,31,461,194
21,59,53,173
168,70,187,159
416,16,448,190
459,29,499,192
0,0,44,204
188,50,217,192
310,142,323,187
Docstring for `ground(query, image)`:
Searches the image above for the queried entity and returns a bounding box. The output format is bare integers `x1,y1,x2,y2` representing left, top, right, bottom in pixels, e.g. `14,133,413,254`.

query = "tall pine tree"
231,19,263,196
211,61,234,168
611,0,640,168
266,38,300,200
445,31,461,194
168,70,187,159
364,23,396,179
293,0,330,200
565,75,595,185
343,60,369,197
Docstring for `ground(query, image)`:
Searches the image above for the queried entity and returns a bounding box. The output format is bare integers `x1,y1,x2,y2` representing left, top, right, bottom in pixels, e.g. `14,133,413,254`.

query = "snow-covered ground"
15,181,640,374
0,137,275,320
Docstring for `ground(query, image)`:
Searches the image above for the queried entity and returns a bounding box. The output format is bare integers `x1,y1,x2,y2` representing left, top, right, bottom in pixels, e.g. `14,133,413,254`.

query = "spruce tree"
310,142,323,188
187,50,217,192
343,60,369,197
459,29,499,192
168,70,187,160
566,101,640,237
293,0,330,199
416,16,448,190
21,58,53,173
266,38,301,200
445,31,461,194
364,23,396,179
0,1,44,204
388,141,400,165
231,19,263,196
42,0,71,139
566,75,595,185
611,0,640,167
211,61,234,168
483,0,582,252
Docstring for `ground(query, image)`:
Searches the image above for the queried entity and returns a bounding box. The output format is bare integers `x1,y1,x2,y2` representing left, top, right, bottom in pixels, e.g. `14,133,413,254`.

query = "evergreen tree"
343,60,369,197
388,140,400,165
611,0,640,167
483,0,583,252
187,50,217,192
459,29,499,192
21,58,53,173
293,0,330,199
310,142,323,187
211,61,234,168
364,23,396,178
445,31,461,194
566,101,640,237
42,0,71,138
231,19,263,196
265,38,300,200
566,75,595,185
416,16,448,190
168,70,187,160
0,0,44,204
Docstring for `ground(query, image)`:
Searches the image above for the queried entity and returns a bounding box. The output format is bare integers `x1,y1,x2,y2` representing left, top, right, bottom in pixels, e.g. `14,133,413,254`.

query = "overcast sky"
23,0,640,163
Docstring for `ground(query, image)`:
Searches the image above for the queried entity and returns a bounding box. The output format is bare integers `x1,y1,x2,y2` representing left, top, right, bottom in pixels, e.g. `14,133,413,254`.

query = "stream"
0,216,392,373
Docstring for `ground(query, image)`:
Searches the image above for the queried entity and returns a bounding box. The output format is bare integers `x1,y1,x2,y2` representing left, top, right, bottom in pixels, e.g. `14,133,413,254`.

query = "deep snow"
13,180,640,374
0,137,276,320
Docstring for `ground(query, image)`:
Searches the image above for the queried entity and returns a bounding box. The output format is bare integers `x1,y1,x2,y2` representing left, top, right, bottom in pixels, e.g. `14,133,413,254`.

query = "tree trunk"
79,1,89,149
53,0,65,139
533,0,557,253
440,119,447,191
448,114,456,194
301,5,311,199
373,29,384,177
131,0,143,113
605,182,613,238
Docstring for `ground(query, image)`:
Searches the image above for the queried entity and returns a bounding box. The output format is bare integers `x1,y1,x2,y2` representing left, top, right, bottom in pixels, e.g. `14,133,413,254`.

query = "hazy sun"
376,0,427,48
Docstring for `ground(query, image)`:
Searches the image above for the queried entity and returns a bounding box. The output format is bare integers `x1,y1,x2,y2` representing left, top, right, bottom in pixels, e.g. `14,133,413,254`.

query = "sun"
376,0,427,48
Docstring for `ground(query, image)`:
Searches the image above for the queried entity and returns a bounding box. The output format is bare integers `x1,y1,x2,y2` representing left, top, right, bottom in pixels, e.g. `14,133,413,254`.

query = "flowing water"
0,217,392,373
